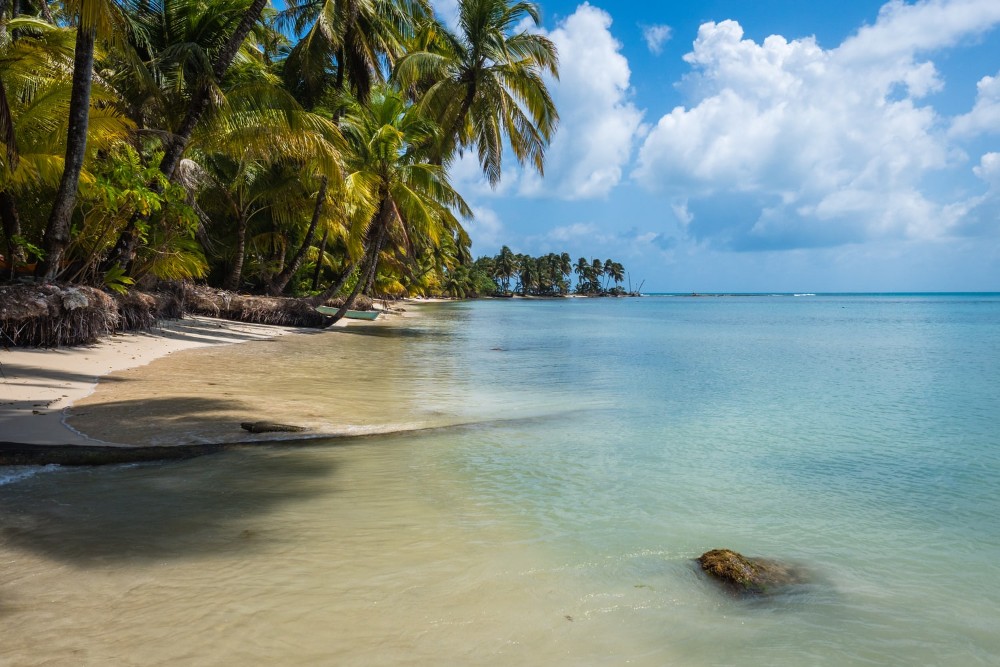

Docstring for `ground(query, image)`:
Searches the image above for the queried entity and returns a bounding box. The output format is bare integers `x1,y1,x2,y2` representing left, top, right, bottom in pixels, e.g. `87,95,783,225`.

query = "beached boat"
314,306,379,320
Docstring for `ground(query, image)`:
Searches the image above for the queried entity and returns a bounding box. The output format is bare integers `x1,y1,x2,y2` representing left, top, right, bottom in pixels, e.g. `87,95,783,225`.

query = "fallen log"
240,421,308,434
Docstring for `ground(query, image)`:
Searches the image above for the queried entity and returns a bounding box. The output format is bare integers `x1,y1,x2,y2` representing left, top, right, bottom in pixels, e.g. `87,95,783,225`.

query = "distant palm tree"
559,252,571,280
574,256,588,291
496,244,516,293
608,261,624,290
591,258,603,292
519,255,537,295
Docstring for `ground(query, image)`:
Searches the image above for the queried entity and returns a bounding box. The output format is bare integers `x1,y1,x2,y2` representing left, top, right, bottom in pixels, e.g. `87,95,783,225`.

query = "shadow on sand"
64,395,255,450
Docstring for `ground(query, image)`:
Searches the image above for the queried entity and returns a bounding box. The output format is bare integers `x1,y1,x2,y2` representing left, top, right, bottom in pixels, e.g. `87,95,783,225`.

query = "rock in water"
697,549,806,595
240,421,307,434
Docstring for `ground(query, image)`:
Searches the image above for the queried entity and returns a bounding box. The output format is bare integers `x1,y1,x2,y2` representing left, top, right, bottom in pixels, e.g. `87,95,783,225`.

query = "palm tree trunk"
325,258,369,324
311,227,329,291
325,230,383,324
322,202,389,323
223,210,250,291
1,189,23,280
267,174,327,296
305,258,357,306
38,23,95,281
334,47,346,94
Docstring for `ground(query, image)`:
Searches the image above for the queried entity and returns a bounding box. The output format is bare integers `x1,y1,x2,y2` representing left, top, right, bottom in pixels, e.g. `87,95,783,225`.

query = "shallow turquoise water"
403,294,1000,664
3,294,1000,665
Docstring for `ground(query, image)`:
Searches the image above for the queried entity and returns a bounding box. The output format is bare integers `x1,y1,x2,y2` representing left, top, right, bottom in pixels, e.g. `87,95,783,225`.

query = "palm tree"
103,0,274,272
574,256,588,291
495,244,515,293
157,0,273,180
559,251,571,278
394,0,558,186
0,16,129,279
323,87,470,321
0,16,71,276
518,254,536,295
608,260,624,291
280,0,429,106
39,0,128,279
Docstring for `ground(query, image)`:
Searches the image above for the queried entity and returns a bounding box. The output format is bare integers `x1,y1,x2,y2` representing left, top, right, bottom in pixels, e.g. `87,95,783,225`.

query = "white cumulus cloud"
973,152,1000,185
519,3,645,200
633,0,1000,250
642,24,673,55
951,72,1000,138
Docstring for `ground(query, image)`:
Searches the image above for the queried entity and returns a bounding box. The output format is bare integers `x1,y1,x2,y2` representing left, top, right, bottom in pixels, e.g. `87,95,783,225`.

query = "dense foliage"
0,0,572,315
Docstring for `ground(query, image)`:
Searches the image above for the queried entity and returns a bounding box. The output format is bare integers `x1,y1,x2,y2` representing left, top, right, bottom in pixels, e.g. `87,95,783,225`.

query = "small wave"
0,464,61,486
794,293,817,297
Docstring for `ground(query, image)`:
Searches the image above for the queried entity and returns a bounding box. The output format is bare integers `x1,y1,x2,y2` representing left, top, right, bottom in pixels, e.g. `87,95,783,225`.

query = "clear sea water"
2,294,999,665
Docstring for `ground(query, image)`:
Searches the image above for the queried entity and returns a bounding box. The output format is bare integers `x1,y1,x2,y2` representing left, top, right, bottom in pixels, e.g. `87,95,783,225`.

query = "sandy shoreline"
0,316,333,448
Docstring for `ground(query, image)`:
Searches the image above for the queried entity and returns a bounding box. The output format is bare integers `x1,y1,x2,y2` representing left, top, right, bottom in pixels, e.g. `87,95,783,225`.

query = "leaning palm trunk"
325,242,379,324
267,175,327,296
39,23,95,280
323,214,388,323
305,258,357,307
104,0,269,272
311,227,329,291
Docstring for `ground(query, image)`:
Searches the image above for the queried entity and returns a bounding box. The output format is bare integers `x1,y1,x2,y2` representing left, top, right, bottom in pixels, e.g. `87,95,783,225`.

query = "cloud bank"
633,0,1000,251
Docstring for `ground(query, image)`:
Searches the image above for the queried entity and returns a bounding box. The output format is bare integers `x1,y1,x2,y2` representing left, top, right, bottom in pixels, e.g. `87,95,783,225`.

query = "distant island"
445,246,637,298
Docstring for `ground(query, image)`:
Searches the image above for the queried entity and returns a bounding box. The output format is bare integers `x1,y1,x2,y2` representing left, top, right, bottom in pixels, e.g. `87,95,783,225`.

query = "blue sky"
436,0,1000,292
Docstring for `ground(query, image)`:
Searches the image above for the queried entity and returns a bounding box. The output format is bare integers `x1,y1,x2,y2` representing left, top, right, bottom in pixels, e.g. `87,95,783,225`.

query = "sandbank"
0,316,329,447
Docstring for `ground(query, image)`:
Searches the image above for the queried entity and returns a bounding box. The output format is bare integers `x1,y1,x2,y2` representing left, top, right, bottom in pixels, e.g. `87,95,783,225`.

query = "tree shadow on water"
0,447,339,567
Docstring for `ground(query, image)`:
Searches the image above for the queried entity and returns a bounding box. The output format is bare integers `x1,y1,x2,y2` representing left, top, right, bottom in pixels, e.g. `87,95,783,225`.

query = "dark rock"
697,548,807,595
240,421,307,434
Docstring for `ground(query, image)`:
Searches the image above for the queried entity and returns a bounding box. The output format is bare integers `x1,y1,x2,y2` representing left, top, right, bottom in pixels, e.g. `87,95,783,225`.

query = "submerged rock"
240,421,307,434
697,549,807,595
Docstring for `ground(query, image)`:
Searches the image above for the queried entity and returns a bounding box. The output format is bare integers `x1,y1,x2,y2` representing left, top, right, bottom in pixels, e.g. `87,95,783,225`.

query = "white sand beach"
0,316,311,446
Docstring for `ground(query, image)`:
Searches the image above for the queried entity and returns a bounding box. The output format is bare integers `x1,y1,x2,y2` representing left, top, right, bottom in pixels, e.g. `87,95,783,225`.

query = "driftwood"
240,421,307,434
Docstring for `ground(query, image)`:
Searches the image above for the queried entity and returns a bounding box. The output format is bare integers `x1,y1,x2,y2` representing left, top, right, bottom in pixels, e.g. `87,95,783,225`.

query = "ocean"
2,294,999,665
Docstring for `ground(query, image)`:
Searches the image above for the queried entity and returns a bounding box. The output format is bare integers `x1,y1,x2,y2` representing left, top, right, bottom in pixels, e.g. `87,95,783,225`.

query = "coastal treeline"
0,0,560,319
450,246,630,297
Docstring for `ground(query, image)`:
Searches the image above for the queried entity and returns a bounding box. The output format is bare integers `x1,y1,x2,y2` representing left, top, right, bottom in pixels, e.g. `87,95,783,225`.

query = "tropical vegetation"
0,0,639,327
